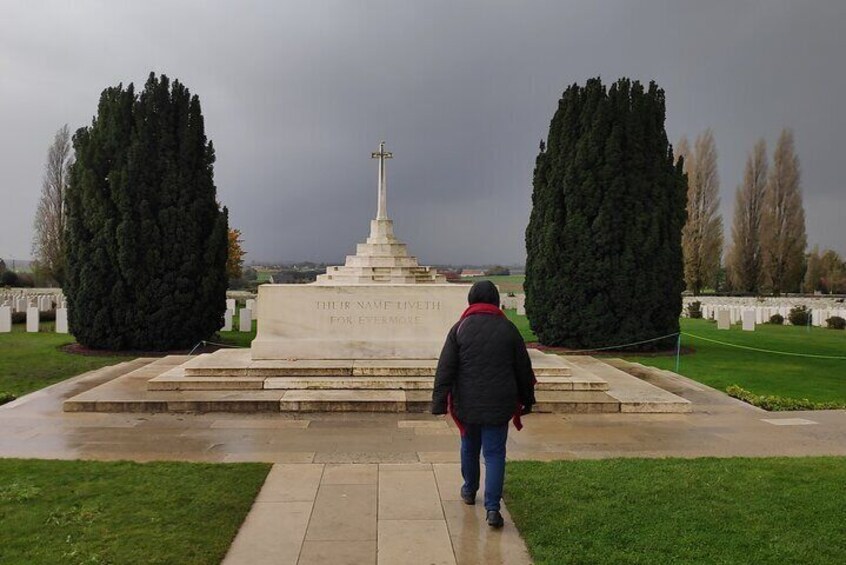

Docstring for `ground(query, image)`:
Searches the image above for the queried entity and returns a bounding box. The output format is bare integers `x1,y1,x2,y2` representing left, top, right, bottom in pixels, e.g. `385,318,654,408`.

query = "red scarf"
447,303,528,435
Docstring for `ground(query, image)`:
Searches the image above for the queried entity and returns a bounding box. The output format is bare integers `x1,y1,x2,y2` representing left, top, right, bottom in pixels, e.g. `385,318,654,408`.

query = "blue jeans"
460,422,509,511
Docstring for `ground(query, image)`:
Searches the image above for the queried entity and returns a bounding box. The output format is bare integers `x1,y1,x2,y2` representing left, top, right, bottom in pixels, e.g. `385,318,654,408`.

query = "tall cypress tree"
65,73,228,350
525,78,686,349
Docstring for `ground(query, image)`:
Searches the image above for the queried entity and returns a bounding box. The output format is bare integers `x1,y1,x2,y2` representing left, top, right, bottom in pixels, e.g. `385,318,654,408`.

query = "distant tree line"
680,128,810,296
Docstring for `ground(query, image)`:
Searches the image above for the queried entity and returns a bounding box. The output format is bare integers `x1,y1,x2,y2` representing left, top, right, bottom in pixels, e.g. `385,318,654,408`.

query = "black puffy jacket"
431,281,536,426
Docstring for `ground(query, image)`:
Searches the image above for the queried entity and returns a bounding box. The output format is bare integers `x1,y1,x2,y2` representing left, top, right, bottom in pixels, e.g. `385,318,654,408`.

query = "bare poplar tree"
726,139,768,292
681,129,723,294
760,129,806,295
32,125,73,284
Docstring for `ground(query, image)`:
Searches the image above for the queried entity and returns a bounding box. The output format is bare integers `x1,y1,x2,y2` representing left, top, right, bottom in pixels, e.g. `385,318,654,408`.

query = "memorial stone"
742,309,755,331
226,298,236,311
56,307,69,334
26,307,39,332
717,309,730,330
0,305,10,333
239,308,252,332
222,309,233,331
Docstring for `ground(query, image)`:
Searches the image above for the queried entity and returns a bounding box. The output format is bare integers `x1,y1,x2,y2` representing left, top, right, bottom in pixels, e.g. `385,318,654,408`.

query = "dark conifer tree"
65,73,228,350
525,78,686,349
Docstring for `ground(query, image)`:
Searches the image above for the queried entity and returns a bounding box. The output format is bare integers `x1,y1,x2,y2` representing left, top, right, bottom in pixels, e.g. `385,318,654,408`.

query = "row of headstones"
221,298,257,332
0,304,69,333
501,294,526,315
691,304,846,327
0,293,65,314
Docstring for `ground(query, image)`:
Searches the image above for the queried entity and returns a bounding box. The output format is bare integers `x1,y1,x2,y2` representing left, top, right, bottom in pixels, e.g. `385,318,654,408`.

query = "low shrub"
826,316,846,330
726,385,846,411
768,313,784,325
788,305,811,326
687,301,703,319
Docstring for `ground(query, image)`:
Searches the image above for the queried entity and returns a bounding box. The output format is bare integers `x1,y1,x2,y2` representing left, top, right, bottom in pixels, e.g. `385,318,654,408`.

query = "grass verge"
625,318,845,404
506,312,845,405
0,458,270,564
506,457,846,565
0,323,127,403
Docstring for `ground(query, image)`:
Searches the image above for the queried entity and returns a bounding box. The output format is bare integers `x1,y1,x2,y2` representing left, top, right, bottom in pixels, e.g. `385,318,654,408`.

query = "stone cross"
371,140,393,220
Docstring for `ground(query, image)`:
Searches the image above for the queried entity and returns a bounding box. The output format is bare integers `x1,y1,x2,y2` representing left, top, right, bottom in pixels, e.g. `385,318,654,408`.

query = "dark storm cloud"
2,0,844,265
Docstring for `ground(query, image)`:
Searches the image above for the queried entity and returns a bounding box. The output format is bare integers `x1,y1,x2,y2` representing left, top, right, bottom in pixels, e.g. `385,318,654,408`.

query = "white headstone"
0,305,11,333
222,309,233,331
239,308,252,332
15,298,27,313
516,295,526,316
717,309,730,330
226,298,236,311
55,307,69,333
742,309,756,331
26,307,39,332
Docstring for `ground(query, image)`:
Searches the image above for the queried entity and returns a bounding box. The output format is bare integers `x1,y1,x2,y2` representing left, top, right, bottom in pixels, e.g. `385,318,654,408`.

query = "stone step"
148,373,596,392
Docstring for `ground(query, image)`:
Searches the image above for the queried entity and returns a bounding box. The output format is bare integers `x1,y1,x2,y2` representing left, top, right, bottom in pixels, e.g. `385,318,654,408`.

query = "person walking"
431,280,536,528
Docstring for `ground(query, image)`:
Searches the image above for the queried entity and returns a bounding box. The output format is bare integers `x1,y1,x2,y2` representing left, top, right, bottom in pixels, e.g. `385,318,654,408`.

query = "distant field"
464,274,524,293
254,268,274,283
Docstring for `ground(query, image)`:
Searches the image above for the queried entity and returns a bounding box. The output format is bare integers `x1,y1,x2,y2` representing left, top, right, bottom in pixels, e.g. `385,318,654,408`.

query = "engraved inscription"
318,299,440,325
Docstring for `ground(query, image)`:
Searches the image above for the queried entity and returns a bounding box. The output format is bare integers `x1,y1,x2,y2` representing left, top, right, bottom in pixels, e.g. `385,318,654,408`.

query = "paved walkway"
222,462,530,565
1,359,845,564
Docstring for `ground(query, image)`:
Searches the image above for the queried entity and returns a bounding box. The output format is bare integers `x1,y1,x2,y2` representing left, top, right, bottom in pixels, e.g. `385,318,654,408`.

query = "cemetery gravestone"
717,309,730,330
239,308,252,332
56,307,69,334
26,306,39,332
222,309,233,331
742,309,755,332
0,305,11,333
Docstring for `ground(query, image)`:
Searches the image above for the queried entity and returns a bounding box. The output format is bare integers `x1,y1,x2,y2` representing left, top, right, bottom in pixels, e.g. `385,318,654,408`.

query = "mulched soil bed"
61,343,223,357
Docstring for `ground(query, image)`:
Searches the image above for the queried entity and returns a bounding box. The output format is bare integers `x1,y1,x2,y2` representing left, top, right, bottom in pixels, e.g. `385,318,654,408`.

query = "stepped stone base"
63,349,690,414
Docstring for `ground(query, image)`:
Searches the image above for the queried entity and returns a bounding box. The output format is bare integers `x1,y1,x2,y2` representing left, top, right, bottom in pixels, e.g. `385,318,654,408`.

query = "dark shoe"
486,510,504,528
460,489,476,505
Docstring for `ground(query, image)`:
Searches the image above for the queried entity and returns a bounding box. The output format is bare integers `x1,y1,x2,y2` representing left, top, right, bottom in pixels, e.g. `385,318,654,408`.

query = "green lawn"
215,316,256,348
0,458,269,564
506,457,846,565
505,312,845,404
626,318,846,403
505,308,537,341
0,323,127,402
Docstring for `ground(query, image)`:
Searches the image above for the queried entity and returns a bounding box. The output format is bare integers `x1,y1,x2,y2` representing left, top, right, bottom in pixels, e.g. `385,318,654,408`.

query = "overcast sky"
1,1,843,266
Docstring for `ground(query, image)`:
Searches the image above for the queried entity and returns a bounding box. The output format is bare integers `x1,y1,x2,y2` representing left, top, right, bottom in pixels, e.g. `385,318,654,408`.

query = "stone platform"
62,349,690,414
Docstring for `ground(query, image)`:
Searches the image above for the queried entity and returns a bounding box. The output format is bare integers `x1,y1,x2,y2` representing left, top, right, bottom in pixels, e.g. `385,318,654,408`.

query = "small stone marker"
717,309,730,330
226,298,236,311
55,307,69,334
0,305,11,333
516,295,526,316
742,309,755,331
26,306,39,332
239,308,252,332
15,298,27,313
222,309,233,331
246,298,256,312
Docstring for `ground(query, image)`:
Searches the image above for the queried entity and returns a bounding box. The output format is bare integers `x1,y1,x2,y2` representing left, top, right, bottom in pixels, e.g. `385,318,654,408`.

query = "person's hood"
467,280,500,306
